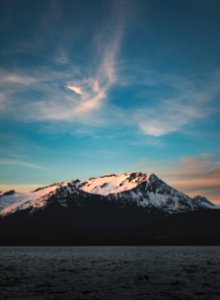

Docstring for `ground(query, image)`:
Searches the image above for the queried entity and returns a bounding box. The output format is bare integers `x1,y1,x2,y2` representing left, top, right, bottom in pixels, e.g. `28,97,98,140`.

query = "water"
0,246,220,300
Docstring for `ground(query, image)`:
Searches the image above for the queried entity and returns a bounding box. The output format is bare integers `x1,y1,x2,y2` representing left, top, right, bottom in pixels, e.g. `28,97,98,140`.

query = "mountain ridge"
0,171,216,216
0,171,219,245
0,172,215,216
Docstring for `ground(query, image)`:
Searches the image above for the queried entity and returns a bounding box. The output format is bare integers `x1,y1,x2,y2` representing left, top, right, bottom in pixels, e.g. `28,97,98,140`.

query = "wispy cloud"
144,154,220,203
0,69,37,86
55,49,71,65
0,184,43,193
133,73,220,136
136,101,205,137
0,1,126,125
0,159,44,170
0,92,6,112
0,1,220,140
163,153,220,179
59,3,126,117
1,64,220,139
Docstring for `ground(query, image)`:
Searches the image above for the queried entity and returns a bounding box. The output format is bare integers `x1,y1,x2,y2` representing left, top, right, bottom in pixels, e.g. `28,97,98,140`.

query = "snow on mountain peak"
79,172,148,196
0,182,68,216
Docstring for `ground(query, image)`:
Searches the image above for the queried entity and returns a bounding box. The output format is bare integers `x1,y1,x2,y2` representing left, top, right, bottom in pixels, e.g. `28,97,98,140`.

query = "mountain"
0,172,215,215
0,182,67,216
192,195,215,208
0,171,219,245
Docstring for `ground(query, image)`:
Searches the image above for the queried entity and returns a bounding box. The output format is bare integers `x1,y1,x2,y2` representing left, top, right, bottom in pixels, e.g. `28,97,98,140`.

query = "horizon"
0,0,220,203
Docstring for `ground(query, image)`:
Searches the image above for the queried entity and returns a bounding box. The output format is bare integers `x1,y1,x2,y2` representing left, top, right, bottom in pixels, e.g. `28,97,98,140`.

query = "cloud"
133,73,220,137
0,69,36,86
136,102,205,137
0,1,220,140
0,1,127,125
55,50,71,65
170,176,220,204
1,63,220,139
0,159,44,170
66,85,82,95
0,184,43,193
0,0,128,124
0,92,6,112
1,67,219,139
149,154,220,203
139,120,177,137
162,154,220,179
92,80,100,93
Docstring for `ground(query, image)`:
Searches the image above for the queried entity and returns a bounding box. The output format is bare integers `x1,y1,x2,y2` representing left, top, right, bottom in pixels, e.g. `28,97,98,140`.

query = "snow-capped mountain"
0,172,216,217
0,172,220,245
0,182,67,216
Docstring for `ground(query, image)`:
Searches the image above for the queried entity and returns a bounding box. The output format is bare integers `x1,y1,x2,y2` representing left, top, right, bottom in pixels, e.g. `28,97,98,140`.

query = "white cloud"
66,85,82,95
136,103,204,137
139,120,177,137
134,74,220,137
0,70,36,85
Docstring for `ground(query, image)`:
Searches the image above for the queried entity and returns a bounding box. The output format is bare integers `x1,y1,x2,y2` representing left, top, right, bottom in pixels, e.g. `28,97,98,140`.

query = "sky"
0,0,220,203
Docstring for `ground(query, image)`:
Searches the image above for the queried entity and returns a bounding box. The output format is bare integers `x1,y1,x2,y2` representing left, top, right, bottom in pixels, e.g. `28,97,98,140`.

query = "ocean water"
0,246,220,300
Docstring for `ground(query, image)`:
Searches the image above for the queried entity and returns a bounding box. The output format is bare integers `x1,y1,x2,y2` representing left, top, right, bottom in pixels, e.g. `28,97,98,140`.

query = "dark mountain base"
1,205,220,245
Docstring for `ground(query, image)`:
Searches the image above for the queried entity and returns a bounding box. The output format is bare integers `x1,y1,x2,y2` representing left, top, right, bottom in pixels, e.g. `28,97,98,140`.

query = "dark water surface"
0,246,220,300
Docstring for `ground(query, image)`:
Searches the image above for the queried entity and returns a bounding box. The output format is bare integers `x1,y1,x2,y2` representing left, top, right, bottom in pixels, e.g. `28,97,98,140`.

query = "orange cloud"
171,178,220,202
0,184,42,193
160,154,220,204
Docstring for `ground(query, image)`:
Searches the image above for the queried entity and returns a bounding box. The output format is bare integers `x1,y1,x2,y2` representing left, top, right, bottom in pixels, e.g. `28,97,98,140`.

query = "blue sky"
0,0,220,202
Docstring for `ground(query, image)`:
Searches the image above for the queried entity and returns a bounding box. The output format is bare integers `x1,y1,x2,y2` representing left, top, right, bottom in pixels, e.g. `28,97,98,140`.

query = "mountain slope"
0,182,67,216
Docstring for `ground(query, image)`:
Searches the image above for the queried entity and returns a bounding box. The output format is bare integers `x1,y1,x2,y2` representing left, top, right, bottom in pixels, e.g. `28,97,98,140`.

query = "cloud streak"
0,184,43,193
0,159,44,170
152,154,220,203
134,73,220,137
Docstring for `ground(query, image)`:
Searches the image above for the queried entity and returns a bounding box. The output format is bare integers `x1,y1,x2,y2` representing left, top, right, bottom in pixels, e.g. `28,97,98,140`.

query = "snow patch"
0,182,68,216
80,172,148,195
